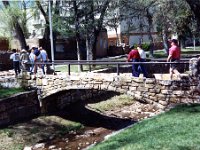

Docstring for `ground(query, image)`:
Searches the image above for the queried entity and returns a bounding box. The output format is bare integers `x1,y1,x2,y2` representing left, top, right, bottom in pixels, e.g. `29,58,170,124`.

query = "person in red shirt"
167,39,181,80
127,47,140,77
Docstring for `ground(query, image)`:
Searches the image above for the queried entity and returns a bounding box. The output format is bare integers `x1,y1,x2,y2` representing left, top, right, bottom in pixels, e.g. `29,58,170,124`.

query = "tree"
1,1,28,49
185,0,200,27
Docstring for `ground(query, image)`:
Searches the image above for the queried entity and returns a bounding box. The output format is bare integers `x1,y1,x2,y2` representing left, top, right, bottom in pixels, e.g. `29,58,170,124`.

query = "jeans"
138,59,148,78
13,61,20,75
132,59,140,77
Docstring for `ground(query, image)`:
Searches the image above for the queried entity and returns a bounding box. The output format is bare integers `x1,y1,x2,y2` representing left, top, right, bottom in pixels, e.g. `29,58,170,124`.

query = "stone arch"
41,88,122,113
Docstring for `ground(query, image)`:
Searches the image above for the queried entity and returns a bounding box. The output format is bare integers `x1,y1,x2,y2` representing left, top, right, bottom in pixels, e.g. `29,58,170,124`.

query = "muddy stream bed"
30,97,163,150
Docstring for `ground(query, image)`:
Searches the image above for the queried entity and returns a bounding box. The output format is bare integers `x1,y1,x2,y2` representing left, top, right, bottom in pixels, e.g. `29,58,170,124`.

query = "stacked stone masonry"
20,72,200,111
0,91,40,127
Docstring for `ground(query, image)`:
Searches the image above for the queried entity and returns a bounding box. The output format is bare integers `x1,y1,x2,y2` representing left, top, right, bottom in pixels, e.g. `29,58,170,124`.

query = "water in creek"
33,96,135,150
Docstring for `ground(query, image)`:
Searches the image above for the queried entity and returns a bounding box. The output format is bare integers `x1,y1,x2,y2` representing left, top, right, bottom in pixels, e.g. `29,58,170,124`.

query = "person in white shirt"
137,45,148,77
10,49,21,77
29,48,35,74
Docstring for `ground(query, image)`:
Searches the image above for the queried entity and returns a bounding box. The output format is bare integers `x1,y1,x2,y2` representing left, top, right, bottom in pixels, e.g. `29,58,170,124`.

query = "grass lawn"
55,64,117,73
0,88,25,99
90,104,200,150
87,94,134,112
152,47,200,58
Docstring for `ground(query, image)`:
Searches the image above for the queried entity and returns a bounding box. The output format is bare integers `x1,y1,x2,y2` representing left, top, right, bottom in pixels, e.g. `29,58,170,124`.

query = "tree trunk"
36,1,50,56
73,1,83,72
162,28,169,54
114,27,120,46
146,9,154,57
91,0,110,60
3,1,27,50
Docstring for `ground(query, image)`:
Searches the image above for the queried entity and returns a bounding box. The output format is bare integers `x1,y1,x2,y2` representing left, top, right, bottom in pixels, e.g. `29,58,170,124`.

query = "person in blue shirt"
10,49,21,77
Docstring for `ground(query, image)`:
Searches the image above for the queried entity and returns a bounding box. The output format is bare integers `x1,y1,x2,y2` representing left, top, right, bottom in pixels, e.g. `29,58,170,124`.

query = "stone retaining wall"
0,91,40,127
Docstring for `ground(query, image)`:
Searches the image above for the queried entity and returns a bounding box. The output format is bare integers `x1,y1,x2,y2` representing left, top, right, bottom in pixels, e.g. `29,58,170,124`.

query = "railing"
31,59,190,76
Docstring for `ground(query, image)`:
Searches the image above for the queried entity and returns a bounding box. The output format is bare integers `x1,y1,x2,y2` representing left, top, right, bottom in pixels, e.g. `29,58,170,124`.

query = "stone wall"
0,91,40,127
0,77,21,88
20,72,200,110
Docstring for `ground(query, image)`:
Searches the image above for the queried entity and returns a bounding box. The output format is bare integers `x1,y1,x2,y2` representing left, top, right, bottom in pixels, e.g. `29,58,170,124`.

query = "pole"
48,0,55,71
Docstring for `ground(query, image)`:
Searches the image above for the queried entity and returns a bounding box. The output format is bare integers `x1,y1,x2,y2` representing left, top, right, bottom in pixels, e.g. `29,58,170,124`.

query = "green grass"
0,88,25,99
90,104,200,150
55,64,116,73
152,48,200,58
87,94,134,112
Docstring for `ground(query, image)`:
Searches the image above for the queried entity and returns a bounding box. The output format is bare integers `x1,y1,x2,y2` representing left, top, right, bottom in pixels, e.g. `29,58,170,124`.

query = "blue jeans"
13,61,21,75
132,59,140,77
138,59,148,77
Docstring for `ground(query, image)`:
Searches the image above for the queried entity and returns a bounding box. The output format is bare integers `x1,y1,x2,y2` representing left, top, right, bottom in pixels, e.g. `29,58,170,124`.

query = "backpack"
34,48,40,56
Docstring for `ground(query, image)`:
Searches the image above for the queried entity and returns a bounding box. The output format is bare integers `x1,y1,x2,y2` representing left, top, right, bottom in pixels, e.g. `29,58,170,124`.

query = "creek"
33,98,134,150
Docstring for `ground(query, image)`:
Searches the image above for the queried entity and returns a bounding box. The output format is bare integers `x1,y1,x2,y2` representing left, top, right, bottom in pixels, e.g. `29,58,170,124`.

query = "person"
127,46,141,77
20,49,29,71
167,39,181,80
33,47,42,79
29,48,35,74
137,45,148,78
10,49,21,77
39,47,49,75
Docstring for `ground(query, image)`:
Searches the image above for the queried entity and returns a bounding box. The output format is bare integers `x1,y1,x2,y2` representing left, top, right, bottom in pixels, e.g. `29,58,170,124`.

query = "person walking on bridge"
137,45,148,78
10,49,21,77
167,39,181,80
127,46,140,77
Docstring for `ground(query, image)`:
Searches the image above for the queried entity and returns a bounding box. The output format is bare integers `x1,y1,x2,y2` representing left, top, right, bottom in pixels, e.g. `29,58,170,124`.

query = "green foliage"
90,104,200,150
133,43,151,51
0,88,25,99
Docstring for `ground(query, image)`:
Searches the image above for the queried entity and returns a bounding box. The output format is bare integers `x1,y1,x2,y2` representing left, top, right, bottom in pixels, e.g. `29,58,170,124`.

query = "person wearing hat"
20,49,29,71
167,39,181,80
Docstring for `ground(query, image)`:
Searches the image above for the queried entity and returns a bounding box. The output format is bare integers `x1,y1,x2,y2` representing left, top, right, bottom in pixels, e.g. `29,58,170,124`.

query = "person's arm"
167,54,172,62
127,54,131,62
10,54,13,60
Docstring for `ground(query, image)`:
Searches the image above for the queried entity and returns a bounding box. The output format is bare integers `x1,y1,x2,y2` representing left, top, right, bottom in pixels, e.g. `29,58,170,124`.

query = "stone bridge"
1,58,200,113
18,71,199,111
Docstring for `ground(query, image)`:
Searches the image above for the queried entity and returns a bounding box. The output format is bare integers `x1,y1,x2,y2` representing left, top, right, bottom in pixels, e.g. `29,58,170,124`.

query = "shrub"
132,43,151,51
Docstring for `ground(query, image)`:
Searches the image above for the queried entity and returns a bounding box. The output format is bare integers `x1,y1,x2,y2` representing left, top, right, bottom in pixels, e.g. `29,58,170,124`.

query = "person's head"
31,48,34,53
171,39,178,46
130,45,136,50
137,44,142,50
39,47,43,50
12,49,16,53
21,49,26,53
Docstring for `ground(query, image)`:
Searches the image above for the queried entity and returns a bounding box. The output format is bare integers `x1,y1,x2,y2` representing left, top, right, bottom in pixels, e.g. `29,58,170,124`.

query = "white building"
106,1,159,48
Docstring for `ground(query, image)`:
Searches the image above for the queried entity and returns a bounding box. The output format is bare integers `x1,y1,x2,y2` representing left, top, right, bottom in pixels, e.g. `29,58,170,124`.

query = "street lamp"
48,0,55,71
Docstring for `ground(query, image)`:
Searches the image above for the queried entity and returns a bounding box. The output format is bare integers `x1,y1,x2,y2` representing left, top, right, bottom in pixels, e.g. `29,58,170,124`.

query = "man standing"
137,45,148,78
167,39,181,80
39,47,49,75
10,49,21,77
127,46,140,77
